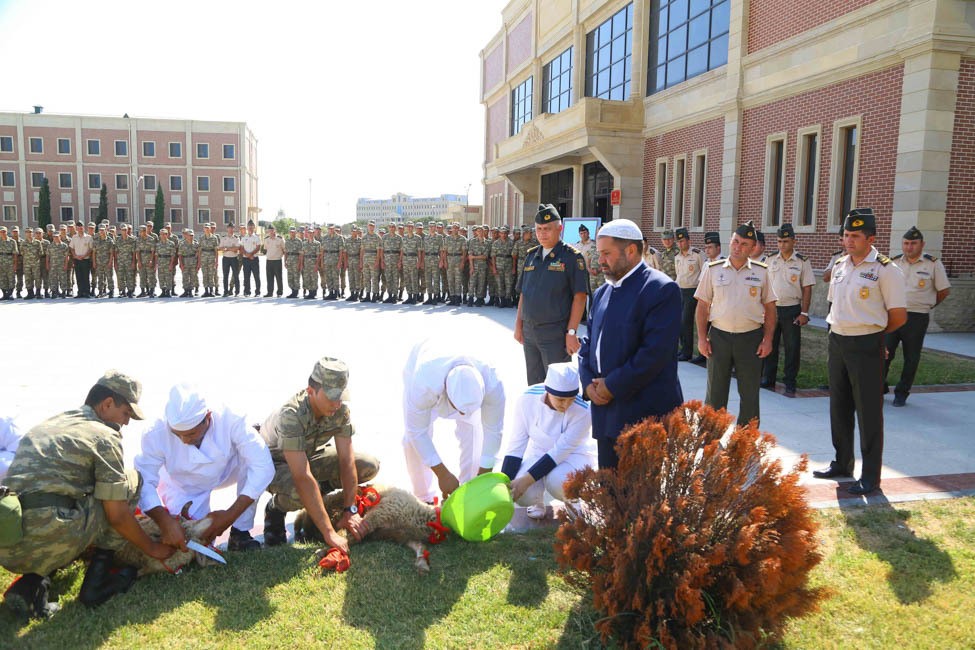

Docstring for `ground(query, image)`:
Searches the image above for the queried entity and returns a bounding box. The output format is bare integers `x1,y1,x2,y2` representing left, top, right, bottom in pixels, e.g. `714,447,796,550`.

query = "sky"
0,0,507,223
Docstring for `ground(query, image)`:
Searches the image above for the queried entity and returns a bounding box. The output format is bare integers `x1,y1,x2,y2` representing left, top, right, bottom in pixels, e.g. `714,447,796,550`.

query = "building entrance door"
583,161,613,222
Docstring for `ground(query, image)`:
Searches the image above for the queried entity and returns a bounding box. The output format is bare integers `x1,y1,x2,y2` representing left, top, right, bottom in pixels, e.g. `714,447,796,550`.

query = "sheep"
293,485,444,575
114,503,224,576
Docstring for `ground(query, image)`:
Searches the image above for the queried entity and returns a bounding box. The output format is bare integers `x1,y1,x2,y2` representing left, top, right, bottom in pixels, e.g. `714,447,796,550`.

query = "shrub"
555,401,825,649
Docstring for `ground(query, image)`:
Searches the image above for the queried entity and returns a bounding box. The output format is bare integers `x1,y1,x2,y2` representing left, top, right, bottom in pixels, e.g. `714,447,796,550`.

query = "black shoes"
892,395,907,407
677,353,691,362
847,479,881,496
228,527,262,551
79,549,136,609
760,378,774,389
812,463,854,479
784,386,797,398
263,499,287,547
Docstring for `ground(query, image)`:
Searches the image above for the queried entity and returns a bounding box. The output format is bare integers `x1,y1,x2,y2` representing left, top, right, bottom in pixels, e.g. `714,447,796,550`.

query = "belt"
158,255,172,258
0,253,11,256
19,492,78,510
448,254,462,257
404,253,417,257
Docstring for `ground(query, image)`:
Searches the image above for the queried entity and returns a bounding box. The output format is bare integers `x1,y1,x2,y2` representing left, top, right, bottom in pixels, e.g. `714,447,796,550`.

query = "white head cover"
445,365,485,414
165,383,208,431
597,219,643,240
544,362,580,397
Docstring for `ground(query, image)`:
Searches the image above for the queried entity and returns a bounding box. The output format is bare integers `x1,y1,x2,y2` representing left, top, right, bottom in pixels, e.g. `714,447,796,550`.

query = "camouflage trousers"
440,267,448,297
339,266,347,294
589,271,606,293
267,447,380,513
0,259,13,291
49,267,69,295
23,259,41,293
14,266,23,292
181,259,199,291
402,257,419,294
383,254,400,297
362,254,380,294
158,261,176,290
0,469,140,576
322,255,341,293
302,264,319,294
286,260,301,292
495,260,514,299
201,253,218,289
95,261,114,294
423,262,441,297
471,261,488,299
347,257,362,293
489,267,500,300
446,259,464,297
139,260,157,291
40,260,49,292
117,263,137,293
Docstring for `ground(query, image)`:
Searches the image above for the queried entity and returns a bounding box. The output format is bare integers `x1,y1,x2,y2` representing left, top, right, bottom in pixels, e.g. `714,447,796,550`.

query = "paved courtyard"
3,297,974,539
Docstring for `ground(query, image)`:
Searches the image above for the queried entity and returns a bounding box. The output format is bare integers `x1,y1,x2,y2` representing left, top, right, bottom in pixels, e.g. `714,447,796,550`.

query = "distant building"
355,192,469,224
0,109,258,229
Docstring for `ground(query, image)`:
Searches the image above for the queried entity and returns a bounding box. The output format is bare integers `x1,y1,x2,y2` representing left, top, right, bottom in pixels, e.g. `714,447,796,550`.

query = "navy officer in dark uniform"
514,205,589,385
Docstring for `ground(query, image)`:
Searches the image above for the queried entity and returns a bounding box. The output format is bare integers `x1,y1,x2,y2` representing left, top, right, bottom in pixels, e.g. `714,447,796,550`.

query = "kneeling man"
135,384,274,552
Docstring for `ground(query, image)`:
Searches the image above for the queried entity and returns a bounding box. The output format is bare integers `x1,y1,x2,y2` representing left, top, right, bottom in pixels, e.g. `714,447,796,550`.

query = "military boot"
79,549,133,609
474,297,485,307
26,289,34,299
288,290,298,299
264,499,288,546
3,573,59,620
228,527,262,551
403,294,415,305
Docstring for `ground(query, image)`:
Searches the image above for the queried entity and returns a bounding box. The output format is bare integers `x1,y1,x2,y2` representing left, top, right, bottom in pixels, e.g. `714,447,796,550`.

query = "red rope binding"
318,547,350,572
355,486,381,515
426,506,449,545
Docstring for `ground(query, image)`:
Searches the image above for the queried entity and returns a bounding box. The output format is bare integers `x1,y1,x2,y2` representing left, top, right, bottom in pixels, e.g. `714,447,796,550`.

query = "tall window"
60,206,74,220
650,0,730,93
198,209,210,224
170,208,183,223
510,76,533,136
223,209,236,224
654,160,668,228
691,151,707,228
836,124,858,223
763,135,786,228
2,206,15,221
543,47,573,114
794,128,820,227
586,3,633,101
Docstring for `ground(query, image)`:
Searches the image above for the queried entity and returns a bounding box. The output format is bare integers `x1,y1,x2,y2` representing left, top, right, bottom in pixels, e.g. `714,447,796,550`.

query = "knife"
187,540,227,565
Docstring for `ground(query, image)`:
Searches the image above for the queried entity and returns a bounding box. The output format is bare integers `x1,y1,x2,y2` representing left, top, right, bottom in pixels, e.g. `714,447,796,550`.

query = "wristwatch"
567,328,577,336
343,505,359,515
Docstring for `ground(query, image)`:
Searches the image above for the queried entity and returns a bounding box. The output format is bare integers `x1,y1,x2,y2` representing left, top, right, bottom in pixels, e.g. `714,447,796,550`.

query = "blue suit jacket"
579,262,683,440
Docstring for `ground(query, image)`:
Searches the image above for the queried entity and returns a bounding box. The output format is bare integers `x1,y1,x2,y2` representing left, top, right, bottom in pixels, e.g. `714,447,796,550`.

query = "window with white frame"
116,174,129,190
170,175,183,191
87,139,101,156
143,141,156,157
29,137,43,154
223,209,235,224
672,156,686,228
116,207,128,222
169,142,182,158
59,172,73,189
60,206,74,220
144,208,155,222
510,76,533,136
88,173,102,190
830,118,860,226
223,177,235,192
198,208,210,224
542,47,573,114
793,127,821,228
89,206,98,219
655,159,668,228
31,172,45,188
114,140,128,156
170,208,183,223
143,174,157,191
0,171,14,187
223,144,235,160
691,151,707,228
198,176,210,192
197,142,209,159
585,3,633,101
57,138,71,155
763,134,786,228
2,206,15,221
0,136,13,152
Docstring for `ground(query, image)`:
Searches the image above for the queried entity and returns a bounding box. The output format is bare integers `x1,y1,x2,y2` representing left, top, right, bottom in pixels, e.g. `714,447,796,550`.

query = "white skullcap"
597,219,643,241
165,383,208,431
544,362,580,397
445,365,485,415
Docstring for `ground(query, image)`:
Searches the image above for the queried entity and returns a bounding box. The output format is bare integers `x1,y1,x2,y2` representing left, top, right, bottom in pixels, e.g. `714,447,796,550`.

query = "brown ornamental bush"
555,401,825,649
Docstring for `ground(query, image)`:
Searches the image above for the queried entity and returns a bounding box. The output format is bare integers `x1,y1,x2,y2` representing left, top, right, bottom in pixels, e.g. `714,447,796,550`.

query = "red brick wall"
507,14,533,75
945,58,975,277
643,117,725,250
483,45,504,95
747,0,879,54
739,65,903,269
485,98,507,163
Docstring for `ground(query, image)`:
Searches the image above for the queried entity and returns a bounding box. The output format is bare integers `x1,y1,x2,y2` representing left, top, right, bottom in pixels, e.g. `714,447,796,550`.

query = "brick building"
0,109,259,231
481,0,975,329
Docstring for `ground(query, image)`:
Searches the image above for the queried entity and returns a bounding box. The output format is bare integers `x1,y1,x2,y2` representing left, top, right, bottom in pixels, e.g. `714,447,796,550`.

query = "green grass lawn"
769,327,975,389
3,497,974,649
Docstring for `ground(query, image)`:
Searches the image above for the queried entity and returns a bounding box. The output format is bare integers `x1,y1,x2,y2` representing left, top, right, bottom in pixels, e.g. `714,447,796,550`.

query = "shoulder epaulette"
707,258,724,267
795,252,806,261
923,253,938,262
691,247,702,253
751,260,768,268
832,250,844,256
527,245,539,255
767,251,781,259
877,254,891,266
891,253,904,260
564,243,580,254
648,246,658,254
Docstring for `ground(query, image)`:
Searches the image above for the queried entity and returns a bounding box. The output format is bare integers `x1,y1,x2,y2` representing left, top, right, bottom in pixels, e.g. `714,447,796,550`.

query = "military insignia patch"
918,279,926,288
577,258,585,270
790,274,797,283
749,286,758,297
852,219,864,227
859,287,870,299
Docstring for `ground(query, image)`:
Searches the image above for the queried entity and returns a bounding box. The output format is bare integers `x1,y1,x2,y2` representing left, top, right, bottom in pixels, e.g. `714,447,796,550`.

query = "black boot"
26,289,34,299
228,527,262,551
3,573,59,620
263,499,287,546
79,549,127,609
288,290,298,298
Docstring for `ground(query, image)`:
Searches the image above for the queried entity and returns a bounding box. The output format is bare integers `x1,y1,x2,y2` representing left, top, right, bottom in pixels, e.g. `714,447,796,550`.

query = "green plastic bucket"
440,472,514,542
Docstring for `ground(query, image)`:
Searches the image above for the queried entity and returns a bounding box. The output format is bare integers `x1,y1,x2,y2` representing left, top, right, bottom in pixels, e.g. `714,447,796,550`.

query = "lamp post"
131,173,144,225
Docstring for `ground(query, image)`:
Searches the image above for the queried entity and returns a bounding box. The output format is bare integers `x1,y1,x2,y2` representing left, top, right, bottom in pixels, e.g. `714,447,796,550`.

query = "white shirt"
503,387,594,472
240,233,261,255
134,404,274,513
402,341,505,469
0,416,23,480
263,235,286,260
826,247,907,336
596,260,645,373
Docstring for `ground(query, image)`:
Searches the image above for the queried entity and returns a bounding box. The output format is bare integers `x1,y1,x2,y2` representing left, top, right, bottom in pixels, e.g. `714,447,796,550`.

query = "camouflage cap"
34,228,43,234
95,370,145,420
661,229,675,239
10,226,18,232
0,226,6,232
311,357,350,401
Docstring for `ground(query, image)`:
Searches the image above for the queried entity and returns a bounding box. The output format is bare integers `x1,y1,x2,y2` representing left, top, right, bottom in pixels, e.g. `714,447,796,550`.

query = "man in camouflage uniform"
486,226,501,305
155,229,178,297
20,228,42,299
414,223,426,298
443,223,468,306
200,223,220,297
284,226,303,298
46,232,70,298
338,228,349,299
345,226,363,301
321,224,343,300
178,229,201,298
585,241,605,294
137,225,157,297
466,225,491,307
360,221,382,302
401,222,422,304
92,226,116,298
421,222,444,305
381,222,403,303
259,358,380,549
436,223,449,303
35,228,50,298
115,225,138,298
0,226,17,300
0,371,174,618
10,227,24,298
300,228,321,300
490,225,515,307
658,229,678,281
513,227,533,303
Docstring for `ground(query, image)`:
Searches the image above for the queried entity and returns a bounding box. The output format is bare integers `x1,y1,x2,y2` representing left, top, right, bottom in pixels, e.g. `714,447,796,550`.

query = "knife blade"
187,540,227,564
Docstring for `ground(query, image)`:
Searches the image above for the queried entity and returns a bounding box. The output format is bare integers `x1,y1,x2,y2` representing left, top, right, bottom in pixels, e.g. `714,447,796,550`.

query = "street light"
131,173,144,225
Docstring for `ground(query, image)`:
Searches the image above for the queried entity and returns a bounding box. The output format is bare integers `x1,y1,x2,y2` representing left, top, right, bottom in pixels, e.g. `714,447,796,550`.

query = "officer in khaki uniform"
813,208,907,495
762,223,816,396
884,226,951,407
694,221,777,426
702,231,724,262
1,371,175,618
260,358,380,550
674,227,707,362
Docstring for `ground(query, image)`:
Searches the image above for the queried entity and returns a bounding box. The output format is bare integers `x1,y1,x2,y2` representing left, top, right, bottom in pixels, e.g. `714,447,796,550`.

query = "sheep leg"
405,541,430,576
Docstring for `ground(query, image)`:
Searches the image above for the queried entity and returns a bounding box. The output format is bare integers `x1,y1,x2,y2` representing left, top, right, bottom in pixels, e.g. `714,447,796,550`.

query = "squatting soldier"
178,229,201,298
360,221,382,302
200,223,220,297
35,229,50,298
443,223,468,306
300,229,321,299
401,222,422,304
420,222,444,304
0,227,17,300
381,223,403,303
321,224,343,300
93,226,116,298
284,227,303,298
490,225,515,307
46,233,70,299
115,226,139,298
137,225,158,297
658,229,678,280
21,229,42,299
156,229,178,297
345,226,362,301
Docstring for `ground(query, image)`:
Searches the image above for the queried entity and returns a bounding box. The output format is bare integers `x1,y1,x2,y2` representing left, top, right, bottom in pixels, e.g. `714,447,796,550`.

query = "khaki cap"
311,358,350,401
96,370,145,420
